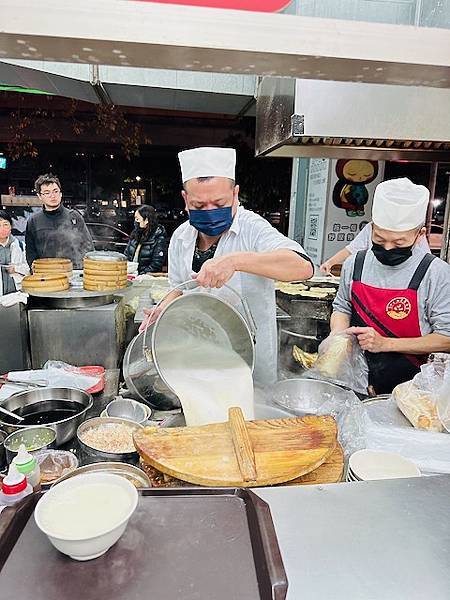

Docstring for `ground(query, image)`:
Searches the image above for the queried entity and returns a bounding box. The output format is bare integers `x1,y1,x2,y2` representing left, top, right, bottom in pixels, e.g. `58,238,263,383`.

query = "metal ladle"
0,405,24,422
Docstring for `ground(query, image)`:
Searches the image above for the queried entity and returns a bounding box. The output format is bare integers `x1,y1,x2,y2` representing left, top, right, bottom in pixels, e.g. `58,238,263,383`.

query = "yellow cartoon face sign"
386,297,412,320
342,160,376,183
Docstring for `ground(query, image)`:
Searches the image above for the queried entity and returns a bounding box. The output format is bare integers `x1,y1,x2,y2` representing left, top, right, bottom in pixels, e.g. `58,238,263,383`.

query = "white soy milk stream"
156,304,254,426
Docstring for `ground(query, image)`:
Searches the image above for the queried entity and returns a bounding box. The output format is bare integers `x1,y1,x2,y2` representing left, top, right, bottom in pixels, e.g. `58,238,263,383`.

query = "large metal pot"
0,387,93,446
270,378,350,415
123,281,256,410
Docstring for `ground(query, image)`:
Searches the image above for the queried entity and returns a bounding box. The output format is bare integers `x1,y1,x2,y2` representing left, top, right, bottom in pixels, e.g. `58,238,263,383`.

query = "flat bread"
315,336,351,380
393,381,443,432
275,282,308,294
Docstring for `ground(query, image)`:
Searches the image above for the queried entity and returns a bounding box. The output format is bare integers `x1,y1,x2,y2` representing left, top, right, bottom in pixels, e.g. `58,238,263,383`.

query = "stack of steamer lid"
83,251,128,291
347,449,421,482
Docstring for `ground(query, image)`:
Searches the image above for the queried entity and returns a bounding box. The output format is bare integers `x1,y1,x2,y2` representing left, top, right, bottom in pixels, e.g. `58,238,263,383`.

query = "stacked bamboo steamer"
83,251,128,291
32,258,73,278
22,273,70,293
23,257,73,293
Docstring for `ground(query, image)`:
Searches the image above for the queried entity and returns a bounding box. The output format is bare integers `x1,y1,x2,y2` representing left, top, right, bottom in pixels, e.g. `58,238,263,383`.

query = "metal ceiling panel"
256,76,450,160
0,0,449,87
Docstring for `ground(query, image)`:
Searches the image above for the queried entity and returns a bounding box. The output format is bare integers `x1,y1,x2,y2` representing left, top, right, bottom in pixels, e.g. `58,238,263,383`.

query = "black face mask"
372,242,414,266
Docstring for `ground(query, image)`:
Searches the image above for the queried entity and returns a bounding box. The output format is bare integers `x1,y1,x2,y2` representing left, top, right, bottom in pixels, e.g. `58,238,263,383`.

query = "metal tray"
27,284,131,309
0,488,287,600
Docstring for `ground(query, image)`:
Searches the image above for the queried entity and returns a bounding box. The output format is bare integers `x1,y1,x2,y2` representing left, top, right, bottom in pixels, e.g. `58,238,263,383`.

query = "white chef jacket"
168,206,310,386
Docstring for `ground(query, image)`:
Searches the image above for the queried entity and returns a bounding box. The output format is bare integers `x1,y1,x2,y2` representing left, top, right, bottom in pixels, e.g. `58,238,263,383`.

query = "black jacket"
25,205,94,269
124,225,167,274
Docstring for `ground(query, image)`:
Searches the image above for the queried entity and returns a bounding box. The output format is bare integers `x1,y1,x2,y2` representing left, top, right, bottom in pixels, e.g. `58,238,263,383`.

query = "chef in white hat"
331,177,450,394
140,146,313,385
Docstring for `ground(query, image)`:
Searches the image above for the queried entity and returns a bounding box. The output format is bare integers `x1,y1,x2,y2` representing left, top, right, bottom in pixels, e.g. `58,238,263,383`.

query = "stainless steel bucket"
123,281,256,410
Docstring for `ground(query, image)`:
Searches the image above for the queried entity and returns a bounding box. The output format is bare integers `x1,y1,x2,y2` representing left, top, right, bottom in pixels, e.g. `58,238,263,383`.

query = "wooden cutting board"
139,443,344,488
134,407,337,487
282,444,344,486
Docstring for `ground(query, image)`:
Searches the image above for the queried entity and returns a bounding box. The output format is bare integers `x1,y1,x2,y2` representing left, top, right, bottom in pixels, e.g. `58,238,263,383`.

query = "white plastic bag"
306,332,369,395
393,353,450,432
8,361,100,391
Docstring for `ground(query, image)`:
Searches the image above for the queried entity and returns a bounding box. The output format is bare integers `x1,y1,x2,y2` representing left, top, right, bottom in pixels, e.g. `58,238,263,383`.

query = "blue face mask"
189,206,233,237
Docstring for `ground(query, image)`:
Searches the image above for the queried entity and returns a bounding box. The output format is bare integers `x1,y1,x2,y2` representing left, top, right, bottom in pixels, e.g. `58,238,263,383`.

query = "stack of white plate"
346,449,421,482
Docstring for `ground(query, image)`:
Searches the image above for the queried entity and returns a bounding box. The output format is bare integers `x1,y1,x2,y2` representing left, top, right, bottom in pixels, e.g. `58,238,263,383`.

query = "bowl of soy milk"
34,472,138,561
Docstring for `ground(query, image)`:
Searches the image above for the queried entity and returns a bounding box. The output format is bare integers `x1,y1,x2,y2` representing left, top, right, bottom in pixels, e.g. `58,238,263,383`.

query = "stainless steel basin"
0,387,93,446
270,378,349,415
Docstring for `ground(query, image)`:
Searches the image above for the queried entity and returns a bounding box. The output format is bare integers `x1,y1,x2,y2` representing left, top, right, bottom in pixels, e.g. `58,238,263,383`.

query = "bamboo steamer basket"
83,258,127,272
83,267,127,278
83,251,127,291
83,271,128,282
32,258,73,277
83,281,128,291
22,273,70,293
83,277,128,288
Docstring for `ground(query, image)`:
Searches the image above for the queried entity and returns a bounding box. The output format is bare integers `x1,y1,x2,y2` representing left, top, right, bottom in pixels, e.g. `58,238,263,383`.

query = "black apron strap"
351,291,397,338
352,250,367,282
408,253,436,290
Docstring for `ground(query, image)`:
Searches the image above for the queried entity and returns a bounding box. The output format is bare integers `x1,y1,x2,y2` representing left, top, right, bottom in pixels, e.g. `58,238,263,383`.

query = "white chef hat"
372,177,429,232
178,147,236,183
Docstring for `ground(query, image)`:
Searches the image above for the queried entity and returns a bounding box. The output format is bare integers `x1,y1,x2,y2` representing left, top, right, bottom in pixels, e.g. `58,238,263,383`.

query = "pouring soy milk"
150,287,255,426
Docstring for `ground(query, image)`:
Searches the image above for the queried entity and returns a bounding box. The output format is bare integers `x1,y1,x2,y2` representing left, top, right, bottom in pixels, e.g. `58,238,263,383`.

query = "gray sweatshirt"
25,205,94,269
333,246,450,337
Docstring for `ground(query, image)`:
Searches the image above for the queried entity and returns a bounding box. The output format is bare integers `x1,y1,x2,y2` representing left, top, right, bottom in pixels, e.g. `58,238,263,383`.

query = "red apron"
351,250,435,394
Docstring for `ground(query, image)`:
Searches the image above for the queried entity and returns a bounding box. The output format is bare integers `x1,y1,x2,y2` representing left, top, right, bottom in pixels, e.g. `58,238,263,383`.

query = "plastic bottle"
0,463,33,506
13,444,41,491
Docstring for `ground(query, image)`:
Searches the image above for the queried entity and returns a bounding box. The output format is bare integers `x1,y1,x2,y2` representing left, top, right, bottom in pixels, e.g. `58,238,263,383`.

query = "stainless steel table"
28,303,126,369
256,476,450,600
0,303,30,373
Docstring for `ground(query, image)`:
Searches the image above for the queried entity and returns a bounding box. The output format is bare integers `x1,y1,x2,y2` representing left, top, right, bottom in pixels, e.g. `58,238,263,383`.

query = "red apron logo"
386,297,412,320
137,0,292,12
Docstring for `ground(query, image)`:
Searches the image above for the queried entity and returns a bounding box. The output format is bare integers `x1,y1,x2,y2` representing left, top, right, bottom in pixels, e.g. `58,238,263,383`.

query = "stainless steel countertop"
256,475,450,600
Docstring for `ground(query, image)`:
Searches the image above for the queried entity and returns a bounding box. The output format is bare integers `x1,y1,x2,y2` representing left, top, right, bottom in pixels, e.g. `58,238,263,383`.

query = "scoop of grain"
80,424,136,453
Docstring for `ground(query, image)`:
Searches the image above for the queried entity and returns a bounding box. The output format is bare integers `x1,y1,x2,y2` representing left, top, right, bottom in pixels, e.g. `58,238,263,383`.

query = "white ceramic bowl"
34,472,138,561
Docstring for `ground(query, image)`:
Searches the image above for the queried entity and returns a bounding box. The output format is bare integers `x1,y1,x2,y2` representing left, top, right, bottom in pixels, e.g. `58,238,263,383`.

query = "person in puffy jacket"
125,205,167,274
0,210,30,295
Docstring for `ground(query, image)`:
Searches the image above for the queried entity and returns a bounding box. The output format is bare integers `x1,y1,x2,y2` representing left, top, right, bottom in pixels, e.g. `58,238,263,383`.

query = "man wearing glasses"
25,173,94,269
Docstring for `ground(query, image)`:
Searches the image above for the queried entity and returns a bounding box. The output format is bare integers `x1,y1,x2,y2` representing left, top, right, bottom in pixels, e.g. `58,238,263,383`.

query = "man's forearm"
231,250,313,282
327,248,351,266
330,311,351,332
383,332,450,355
